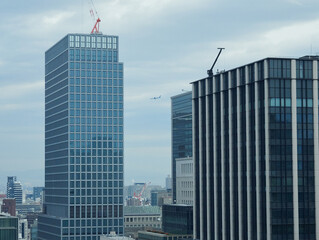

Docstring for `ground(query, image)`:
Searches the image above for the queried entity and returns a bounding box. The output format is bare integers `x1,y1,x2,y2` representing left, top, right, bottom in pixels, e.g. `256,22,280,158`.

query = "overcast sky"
1,0,319,187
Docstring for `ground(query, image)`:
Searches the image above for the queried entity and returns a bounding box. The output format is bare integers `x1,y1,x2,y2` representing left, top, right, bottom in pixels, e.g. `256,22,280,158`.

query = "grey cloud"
1,0,319,185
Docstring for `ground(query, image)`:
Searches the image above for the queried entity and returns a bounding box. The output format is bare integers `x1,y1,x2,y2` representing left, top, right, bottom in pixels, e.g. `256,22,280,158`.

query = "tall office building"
165,175,172,191
192,56,319,240
13,182,22,204
1,199,16,216
0,213,18,240
171,92,192,202
38,33,124,240
33,187,44,201
7,177,17,199
7,177,22,204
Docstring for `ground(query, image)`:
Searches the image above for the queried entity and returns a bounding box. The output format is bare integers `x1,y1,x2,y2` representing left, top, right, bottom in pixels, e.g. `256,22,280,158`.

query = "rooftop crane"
133,182,151,201
89,0,101,34
207,48,225,77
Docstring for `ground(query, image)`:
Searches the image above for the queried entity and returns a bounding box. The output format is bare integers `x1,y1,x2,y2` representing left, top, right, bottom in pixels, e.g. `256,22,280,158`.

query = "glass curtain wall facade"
38,33,124,240
0,215,18,240
171,92,192,203
7,177,17,199
7,177,22,204
192,57,319,240
13,182,22,204
162,204,193,235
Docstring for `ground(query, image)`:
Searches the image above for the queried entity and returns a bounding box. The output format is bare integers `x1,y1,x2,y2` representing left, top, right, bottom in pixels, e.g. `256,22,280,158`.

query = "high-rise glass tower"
171,92,192,203
7,176,17,199
192,56,319,240
13,182,22,204
7,176,22,204
38,33,124,240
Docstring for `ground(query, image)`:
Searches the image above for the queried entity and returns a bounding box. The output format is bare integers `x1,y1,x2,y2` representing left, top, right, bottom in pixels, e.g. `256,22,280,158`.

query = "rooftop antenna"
89,0,101,34
207,48,225,77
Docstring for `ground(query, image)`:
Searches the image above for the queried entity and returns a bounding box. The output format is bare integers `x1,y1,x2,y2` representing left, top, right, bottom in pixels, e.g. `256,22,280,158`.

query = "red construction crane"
133,182,151,201
89,0,101,34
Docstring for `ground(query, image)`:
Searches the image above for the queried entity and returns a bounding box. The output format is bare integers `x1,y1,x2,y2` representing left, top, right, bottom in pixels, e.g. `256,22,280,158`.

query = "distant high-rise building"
150,190,172,207
192,56,319,240
1,199,16,216
150,191,158,206
33,187,44,201
165,175,172,191
13,182,22,204
171,92,192,202
38,33,124,240
6,177,17,199
6,177,22,204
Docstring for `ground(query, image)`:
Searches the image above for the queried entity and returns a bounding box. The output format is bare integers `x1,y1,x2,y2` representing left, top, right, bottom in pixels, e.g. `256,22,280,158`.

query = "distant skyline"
1,0,319,185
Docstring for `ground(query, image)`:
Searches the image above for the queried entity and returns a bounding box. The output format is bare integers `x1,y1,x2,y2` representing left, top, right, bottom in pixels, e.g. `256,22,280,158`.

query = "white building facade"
176,157,193,205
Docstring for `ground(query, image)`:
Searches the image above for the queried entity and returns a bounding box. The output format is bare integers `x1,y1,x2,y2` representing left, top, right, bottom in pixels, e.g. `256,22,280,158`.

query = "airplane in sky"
150,95,161,100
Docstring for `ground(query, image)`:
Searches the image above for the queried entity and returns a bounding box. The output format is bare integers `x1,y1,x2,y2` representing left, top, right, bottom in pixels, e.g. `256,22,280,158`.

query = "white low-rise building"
124,206,161,239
